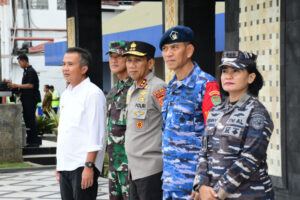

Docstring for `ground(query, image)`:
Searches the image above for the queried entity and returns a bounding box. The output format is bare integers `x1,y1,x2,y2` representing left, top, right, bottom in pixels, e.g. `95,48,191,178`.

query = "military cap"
122,41,155,58
106,40,130,55
219,51,257,69
159,25,194,49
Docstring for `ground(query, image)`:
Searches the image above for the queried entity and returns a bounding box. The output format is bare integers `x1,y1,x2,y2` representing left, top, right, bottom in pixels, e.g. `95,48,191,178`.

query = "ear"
186,44,194,59
248,72,256,84
81,65,88,75
148,58,155,71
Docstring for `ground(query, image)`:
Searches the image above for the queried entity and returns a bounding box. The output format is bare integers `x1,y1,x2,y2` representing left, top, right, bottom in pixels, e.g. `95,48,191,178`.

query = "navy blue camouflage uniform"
193,93,274,200
162,63,221,199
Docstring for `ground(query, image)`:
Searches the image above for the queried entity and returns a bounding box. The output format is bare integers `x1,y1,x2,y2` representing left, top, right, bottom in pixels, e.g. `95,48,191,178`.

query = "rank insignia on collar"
138,79,147,88
136,121,143,129
134,111,145,117
169,31,178,40
140,90,147,95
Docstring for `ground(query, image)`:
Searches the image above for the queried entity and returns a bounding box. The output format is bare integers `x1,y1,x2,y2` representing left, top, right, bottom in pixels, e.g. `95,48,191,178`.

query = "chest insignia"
136,121,143,129
140,90,147,95
138,97,145,102
134,111,145,117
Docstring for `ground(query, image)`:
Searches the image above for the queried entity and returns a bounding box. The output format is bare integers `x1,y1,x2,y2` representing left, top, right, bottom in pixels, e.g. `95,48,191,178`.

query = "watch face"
85,162,94,168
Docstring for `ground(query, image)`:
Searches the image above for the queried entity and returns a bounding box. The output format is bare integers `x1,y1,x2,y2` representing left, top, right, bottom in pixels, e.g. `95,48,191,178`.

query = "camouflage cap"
219,51,257,69
106,40,130,55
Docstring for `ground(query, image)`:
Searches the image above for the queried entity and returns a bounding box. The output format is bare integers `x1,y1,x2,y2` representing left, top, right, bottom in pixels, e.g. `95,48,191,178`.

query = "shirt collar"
168,62,200,89
67,77,90,92
118,76,133,88
135,72,154,89
222,93,252,109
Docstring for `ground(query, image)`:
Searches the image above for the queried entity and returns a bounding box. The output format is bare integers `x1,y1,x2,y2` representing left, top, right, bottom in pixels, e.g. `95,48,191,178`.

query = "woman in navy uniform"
191,51,274,200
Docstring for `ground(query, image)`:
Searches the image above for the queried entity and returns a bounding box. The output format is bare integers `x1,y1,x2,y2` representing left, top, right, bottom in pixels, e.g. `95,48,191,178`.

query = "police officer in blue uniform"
191,51,274,200
160,25,221,199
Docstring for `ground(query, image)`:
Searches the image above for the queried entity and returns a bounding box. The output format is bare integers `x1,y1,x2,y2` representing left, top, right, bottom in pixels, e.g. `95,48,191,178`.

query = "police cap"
123,41,155,58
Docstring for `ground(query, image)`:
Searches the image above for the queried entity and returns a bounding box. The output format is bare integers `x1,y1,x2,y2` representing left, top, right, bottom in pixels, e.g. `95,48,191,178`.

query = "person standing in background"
7,54,41,147
42,84,52,116
49,85,60,113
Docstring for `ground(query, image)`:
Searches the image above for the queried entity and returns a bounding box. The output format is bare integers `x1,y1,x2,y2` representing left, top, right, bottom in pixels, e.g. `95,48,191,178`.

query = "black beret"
159,25,194,49
123,41,155,58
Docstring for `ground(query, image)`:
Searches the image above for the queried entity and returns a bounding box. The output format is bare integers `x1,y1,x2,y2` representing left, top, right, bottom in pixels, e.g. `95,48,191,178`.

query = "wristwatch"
85,162,95,168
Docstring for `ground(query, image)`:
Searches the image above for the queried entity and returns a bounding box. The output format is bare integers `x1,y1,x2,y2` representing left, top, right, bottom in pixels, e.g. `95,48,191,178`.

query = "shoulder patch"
153,88,166,107
251,113,266,130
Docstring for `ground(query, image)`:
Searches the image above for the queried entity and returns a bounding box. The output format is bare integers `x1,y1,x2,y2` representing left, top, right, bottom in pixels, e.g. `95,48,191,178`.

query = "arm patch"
202,82,221,124
153,88,166,107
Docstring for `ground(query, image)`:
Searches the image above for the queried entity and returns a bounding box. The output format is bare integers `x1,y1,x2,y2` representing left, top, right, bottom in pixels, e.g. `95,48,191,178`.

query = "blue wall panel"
215,13,225,52
102,25,163,62
45,41,67,66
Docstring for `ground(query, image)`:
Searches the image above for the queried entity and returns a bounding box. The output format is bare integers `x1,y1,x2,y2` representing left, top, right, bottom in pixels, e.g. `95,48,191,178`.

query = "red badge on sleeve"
153,88,166,107
202,82,221,124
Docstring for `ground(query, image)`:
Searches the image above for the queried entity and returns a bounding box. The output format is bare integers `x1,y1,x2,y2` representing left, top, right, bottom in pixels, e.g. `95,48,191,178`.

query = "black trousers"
21,97,40,144
129,171,163,200
59,167,100,200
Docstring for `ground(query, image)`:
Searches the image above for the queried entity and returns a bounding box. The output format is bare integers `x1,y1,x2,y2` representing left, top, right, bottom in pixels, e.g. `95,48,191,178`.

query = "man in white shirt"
56,47,107,200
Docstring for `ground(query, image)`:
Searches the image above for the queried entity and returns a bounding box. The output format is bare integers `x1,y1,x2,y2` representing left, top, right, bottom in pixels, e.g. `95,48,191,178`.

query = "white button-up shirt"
56,78,107,172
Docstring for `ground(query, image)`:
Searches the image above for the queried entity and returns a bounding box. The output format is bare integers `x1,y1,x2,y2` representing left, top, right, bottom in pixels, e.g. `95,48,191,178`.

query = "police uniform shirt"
125,72,167,180
193,93,274,200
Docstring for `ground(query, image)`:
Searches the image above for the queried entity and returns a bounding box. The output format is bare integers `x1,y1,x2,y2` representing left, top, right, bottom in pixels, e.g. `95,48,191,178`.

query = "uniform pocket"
219,126,245,155
131,109,148,132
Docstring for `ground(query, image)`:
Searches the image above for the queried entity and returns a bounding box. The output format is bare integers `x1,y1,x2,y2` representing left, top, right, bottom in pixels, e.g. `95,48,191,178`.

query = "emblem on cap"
130,42,136,51
169,31,178,40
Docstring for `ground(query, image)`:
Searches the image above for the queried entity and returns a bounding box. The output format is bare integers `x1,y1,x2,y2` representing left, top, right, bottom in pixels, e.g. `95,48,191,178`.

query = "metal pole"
0,26,2,81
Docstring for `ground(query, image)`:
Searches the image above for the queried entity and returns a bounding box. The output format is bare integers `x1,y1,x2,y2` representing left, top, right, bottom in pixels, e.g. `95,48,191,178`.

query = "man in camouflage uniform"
106,41,133,200
160,26,221,199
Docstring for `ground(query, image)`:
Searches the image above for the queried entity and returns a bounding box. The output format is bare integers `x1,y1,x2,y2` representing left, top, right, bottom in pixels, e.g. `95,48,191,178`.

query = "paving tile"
0,169,109,200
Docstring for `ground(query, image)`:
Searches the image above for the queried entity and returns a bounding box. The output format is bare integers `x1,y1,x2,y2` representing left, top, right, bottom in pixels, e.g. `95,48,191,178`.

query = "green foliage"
48,110,59,135
36,110,60,135
35,115,56,135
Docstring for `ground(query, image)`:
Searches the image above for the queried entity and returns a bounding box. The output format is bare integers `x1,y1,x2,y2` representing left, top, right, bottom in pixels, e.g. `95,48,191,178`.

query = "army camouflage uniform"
193,93,274,200
106,77,134,200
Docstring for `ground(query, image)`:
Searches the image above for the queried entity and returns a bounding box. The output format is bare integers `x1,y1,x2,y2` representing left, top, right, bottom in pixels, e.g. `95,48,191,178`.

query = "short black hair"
17,54,29,62
49,85,54,89
65,47,92,68
44,85,50,89
219,63,263,97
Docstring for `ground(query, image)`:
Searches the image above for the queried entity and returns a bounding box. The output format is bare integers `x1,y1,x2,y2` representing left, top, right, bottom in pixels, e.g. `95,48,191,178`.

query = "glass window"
18,0,48,9
57,0,66,10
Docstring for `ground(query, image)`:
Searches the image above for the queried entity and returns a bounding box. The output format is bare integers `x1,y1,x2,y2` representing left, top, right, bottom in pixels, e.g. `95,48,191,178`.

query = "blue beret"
159,25,194,49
